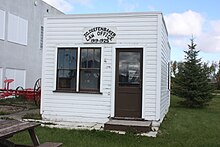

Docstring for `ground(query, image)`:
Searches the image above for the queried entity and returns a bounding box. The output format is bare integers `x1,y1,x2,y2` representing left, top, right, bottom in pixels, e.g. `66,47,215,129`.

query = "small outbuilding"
41,12,171,130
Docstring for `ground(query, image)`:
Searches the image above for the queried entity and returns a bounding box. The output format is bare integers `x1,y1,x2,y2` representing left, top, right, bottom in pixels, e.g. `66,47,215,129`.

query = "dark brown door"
115,48,143,118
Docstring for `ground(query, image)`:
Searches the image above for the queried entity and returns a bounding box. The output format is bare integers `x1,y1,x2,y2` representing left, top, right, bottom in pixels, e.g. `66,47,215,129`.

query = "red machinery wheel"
15,86,24,98
34,78,41,107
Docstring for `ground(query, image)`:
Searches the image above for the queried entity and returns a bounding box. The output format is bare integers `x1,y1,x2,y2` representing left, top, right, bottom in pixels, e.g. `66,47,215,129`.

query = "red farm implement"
0,78,41,107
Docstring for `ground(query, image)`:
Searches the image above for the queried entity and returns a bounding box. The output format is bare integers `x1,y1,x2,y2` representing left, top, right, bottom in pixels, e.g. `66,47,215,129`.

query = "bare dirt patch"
0,97,37,116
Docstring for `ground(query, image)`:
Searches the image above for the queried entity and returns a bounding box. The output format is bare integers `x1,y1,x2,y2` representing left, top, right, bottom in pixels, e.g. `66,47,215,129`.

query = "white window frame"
54,44,104,93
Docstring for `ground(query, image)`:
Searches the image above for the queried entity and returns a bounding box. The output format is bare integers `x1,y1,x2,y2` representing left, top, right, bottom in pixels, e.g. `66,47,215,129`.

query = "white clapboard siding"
42,12,169,123
160,18,171,120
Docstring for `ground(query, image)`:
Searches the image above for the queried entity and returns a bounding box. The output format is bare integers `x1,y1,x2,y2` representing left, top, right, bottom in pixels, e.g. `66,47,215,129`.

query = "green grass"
10,95,220,147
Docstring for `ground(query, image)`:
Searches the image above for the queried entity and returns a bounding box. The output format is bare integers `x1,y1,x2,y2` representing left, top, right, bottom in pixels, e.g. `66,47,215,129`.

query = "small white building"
41,12,171,129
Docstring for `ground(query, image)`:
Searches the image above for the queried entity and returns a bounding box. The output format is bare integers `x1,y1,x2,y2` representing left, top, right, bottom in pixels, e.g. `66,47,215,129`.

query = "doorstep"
104,119,152,133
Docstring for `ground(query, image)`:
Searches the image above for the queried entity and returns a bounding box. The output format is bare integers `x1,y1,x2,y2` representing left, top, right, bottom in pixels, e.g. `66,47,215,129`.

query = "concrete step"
104,119,152,133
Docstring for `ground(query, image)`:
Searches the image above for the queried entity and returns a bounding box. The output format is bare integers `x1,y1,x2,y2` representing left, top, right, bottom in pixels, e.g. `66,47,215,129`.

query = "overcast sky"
42,0,220,62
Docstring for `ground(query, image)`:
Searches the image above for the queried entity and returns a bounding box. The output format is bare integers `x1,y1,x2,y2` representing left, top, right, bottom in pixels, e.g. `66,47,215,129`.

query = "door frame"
110,45,146,119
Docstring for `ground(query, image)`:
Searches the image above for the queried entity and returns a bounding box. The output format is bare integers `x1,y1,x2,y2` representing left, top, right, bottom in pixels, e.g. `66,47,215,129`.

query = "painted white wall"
160,17,171,120
7,13,28,45
0,9,5,40
42,12,169,123
0,68,3,88
5,68,26,89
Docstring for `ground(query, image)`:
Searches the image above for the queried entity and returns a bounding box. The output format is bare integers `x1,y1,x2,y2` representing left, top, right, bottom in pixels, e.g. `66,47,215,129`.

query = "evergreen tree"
173,38,213,108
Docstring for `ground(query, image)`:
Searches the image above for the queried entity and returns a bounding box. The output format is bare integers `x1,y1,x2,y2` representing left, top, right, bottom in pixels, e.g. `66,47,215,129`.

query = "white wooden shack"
41,12,171,131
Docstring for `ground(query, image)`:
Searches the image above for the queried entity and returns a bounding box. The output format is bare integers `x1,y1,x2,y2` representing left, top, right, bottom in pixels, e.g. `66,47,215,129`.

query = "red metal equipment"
0,78,41,107
0,79,14,98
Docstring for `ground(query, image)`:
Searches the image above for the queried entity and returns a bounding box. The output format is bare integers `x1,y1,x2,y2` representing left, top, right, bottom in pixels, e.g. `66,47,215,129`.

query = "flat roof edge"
45,11,163,19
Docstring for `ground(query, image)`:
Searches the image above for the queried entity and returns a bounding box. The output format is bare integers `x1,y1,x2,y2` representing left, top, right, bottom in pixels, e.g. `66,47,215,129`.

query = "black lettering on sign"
85,33,95,41
84,27,116,44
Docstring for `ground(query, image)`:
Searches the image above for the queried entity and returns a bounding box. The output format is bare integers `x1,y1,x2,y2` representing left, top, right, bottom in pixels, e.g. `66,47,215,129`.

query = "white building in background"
41,12,171,128
0,0,63,89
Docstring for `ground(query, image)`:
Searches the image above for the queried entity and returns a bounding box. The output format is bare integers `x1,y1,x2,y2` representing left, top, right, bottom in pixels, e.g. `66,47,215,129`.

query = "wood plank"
0,120,40,139
104,119,152,133
105,119,151,127
0,121,29,133
28,128,40,146
0,120,20,129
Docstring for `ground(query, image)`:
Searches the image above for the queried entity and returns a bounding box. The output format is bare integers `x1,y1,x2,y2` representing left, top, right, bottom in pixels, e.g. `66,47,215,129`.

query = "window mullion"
76,47,80,92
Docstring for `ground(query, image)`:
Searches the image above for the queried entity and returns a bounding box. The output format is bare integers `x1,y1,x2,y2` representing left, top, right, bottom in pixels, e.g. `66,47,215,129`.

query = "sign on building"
83,27,117,44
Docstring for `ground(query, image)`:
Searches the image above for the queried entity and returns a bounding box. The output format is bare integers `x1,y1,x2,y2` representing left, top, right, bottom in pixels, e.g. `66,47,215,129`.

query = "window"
80,48,101,92
57,48,77,91
56,47,101,93
0,9,5,40
7,13,28,45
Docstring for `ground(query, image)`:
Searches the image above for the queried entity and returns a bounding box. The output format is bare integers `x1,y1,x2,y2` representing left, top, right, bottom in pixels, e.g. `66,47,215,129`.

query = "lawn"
10,95,220,147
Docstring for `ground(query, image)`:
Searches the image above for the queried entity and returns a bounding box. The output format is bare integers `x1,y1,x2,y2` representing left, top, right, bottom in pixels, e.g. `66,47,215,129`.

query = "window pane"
58,49,64,69
57,48,77,91
94,49,101,68
87,49,94,68
80,48,101,92
70,50,77,69
81,49,87,68
58,49,77,69
58,70,76,89
81,48,101,69
119,52,140,85
80,69,100,90
64,49,71,69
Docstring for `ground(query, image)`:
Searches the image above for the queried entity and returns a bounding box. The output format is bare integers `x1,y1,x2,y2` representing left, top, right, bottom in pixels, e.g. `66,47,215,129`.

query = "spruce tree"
173,38,213,108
